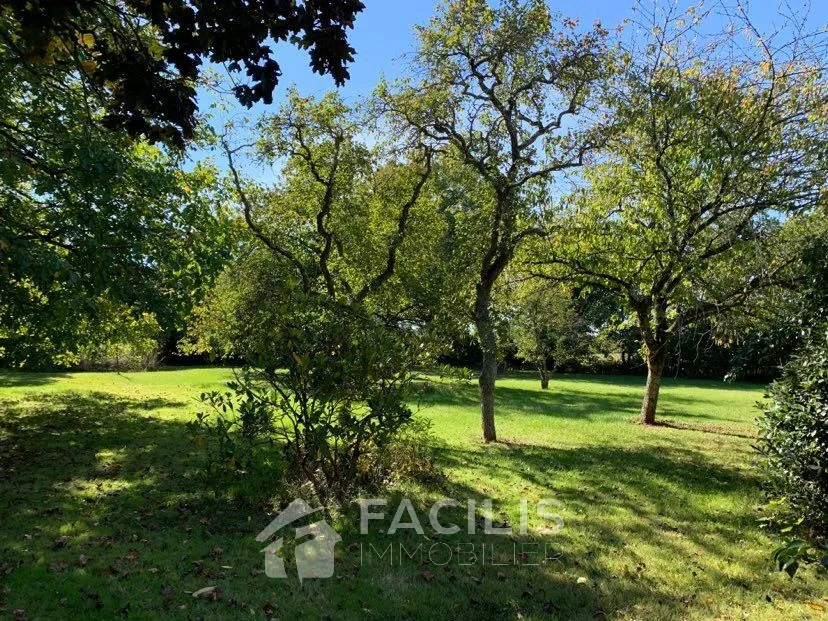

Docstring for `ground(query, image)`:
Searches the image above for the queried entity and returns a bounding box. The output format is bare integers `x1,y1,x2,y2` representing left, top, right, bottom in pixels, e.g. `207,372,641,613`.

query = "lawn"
0,368,824,619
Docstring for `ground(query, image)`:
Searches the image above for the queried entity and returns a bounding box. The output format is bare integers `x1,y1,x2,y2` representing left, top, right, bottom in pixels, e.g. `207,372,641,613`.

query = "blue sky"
191,0,828,170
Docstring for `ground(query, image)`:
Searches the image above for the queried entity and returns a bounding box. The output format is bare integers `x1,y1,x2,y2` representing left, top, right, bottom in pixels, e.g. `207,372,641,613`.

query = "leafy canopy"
2,0,365,147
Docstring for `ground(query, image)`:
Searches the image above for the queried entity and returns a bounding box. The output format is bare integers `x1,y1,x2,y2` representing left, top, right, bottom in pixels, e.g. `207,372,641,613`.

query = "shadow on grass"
423,438,766,611
0,390,295,617
651,419,757,439
0,386,767,620
334,477,690,619
500,371,764,391
0,391,205,517
0,370,70,388
0,389,660,619
414,380,641,420
415,377,758,425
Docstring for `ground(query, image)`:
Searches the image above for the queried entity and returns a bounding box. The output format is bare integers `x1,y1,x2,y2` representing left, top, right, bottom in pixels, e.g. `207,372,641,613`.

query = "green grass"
0,368,824,619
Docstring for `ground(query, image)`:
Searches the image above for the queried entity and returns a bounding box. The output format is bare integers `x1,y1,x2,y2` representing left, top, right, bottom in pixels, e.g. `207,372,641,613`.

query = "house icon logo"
255,498,341,582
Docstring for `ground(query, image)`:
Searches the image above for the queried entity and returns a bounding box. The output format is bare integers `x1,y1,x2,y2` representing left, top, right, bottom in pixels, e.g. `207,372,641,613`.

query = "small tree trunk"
479,352,497,441
539,358,549,390
475,282,498,442
640,344,667,425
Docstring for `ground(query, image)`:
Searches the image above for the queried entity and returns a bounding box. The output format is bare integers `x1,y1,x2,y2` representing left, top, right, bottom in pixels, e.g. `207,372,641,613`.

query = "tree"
511,280,588,388
186,92,435,503
0,18,242,366
717,217,828,381
546,4,828,424
378,0,610,441
2,0,350,361
0,67,236,365
2,0,364,148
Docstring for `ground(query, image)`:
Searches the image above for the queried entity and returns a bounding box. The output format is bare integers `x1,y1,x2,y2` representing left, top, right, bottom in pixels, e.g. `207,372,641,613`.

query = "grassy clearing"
0,368,824,620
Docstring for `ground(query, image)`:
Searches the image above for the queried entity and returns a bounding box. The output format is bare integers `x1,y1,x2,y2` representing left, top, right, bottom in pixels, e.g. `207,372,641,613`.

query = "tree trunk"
479,351,497,441
475,281,498,442
539,358,549,390
640,344,667,425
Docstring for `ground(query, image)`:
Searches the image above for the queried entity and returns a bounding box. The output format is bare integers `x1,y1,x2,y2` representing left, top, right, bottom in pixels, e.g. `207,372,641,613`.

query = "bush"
367,417,444,488
188,386,285,501
756,325,828,575
188,278,426,506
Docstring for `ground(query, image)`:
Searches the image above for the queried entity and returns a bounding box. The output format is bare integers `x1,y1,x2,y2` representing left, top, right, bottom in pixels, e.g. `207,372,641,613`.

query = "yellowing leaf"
78,33,95,48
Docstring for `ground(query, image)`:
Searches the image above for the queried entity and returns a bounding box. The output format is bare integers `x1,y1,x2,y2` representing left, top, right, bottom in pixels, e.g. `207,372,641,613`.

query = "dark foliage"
755,233,828,576
3,0,364,147
757,326,828,575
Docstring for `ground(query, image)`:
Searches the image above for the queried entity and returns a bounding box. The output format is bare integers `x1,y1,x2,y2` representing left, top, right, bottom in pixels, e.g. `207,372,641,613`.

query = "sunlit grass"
0,367,824,619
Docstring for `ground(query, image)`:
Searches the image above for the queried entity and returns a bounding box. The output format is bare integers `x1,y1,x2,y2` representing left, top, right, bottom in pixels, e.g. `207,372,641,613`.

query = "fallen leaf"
192,586,220,600
421,570,435,581
78,555,89,567
49,561,68,572
577,576,589,585
805,601,825,612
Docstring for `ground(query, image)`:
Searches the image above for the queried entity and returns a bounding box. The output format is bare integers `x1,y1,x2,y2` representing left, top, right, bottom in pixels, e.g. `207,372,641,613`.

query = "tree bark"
640,343,667,425
475,281,498,442
539,358,549,390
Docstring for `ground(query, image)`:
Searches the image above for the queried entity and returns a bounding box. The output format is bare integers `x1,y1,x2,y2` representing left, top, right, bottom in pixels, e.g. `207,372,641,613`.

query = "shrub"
756,325,828,575
367,416,444,488
189,280,425,506
188,387,285,500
